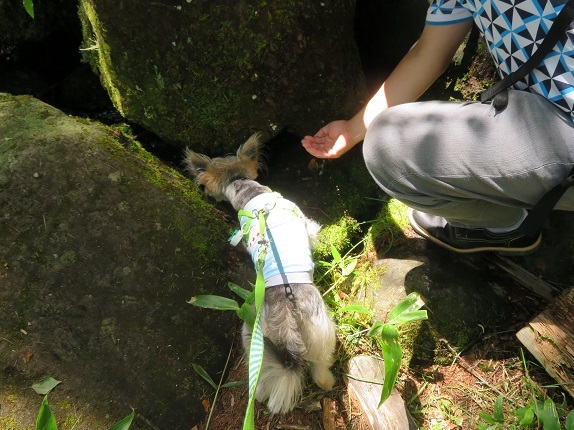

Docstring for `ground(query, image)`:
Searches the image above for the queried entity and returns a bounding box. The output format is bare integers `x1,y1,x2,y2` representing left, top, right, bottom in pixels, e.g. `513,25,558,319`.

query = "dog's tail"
242,325,307,415
259,338,306,414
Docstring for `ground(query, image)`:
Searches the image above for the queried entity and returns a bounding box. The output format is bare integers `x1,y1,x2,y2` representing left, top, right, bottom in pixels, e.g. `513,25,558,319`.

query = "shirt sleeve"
426,0,473,25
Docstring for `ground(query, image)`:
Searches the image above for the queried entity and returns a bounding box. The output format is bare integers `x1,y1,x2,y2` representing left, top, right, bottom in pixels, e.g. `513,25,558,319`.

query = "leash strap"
242,210,268,430
519,166,574,237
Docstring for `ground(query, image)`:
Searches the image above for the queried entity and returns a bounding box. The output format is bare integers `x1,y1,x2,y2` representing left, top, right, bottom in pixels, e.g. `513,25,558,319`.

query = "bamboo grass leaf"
378,324,402,406
192,363,218,390
35,396,57,430
23,0,34,18
109,411,135,430
187,295,240,311
227,282,252,301
32,377,62,395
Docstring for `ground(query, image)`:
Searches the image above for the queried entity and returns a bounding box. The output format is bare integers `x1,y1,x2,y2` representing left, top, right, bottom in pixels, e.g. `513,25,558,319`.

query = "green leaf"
330,244,341,263
478,411,497,424
221,380,247,388
109,411,135,430
237,302,255,328
367,321,384,337
32,377,62,395
539,398,560,430
386,310,428,325
565,409,574,430
341,258,357,277
227,282,252,301
493,395,504,422
378,324,402,406
192,363,218,390
187,295,240,311
23,0,34,18
516,406,535,426
36,396,57,430
387,292,425,325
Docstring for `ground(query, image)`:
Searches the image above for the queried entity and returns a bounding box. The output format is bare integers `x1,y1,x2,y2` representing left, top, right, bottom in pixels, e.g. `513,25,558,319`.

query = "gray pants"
362,90,574,229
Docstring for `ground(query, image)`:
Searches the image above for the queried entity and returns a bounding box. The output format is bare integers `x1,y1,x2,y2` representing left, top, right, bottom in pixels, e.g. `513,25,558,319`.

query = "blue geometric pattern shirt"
427,0,574,121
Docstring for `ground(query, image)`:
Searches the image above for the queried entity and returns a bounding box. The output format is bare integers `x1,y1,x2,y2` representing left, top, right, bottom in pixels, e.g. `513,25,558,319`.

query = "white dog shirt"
235,193,314,287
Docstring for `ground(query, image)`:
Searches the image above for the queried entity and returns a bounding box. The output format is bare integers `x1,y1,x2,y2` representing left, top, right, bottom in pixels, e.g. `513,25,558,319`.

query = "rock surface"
0,93,249,429
78,0,367,153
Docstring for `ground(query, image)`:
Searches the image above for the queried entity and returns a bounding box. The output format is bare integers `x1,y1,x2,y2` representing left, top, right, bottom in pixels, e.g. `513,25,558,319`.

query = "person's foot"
408,209,542,254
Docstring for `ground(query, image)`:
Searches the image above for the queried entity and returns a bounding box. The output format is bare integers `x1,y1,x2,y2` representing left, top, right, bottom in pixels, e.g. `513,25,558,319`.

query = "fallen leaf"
23,349,33,364
202,398,210,413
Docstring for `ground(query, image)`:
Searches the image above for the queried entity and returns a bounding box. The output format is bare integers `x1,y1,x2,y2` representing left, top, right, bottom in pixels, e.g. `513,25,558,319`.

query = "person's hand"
301,120,360,159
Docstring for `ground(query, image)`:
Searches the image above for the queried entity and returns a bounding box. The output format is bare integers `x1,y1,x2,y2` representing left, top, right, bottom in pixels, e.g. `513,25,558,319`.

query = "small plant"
192,345,245,430
368,292,428,405
478,395,574,429
478,350,574,430
188,282,255,327
32,376,134,430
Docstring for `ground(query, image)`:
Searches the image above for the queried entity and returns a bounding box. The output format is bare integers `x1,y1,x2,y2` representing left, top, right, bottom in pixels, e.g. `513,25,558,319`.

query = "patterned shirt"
427,0,574,120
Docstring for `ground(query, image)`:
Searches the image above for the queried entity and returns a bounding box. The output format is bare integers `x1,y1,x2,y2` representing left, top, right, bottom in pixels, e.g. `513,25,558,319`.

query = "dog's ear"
183,148,212,179
237,132,263,164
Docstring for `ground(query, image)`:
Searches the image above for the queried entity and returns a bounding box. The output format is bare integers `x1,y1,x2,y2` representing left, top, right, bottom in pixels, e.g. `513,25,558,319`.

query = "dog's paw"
311,365,335,391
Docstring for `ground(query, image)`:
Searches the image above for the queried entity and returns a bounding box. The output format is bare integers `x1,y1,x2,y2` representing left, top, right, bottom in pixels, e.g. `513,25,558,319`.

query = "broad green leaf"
336,305,370,315
387,310,428,325
516,406,535,426
238,302,255,328
36,396,57,430
387,292,425,324
342,258,358,277
23,0,34,18
493,395,504,422
192,363,217,390
330,244,341,263
565,409,574,430
539,398,560,430
367,321,384,337
221,380,247,388
109,411,135,430
478,411,497,424
32,377,62,395
187,295,240,311
228,282,252,301
379,324,402,406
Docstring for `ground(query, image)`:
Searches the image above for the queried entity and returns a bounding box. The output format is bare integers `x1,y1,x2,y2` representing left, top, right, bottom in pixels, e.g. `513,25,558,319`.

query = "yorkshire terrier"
184,132,337,414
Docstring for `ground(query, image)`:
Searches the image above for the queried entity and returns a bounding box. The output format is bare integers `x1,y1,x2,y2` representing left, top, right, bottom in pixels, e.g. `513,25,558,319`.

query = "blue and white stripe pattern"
427,0,574,120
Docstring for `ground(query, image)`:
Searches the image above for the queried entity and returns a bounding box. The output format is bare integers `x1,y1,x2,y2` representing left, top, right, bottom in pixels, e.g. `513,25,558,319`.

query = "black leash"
480,0,574,238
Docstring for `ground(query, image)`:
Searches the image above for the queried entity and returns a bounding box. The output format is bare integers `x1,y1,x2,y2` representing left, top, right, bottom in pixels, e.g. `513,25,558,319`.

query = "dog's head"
184,132,265,201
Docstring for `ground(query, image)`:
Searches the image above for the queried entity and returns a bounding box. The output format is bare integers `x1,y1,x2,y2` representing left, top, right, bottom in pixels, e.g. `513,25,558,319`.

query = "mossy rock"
78,0,367,154
0,93,249,429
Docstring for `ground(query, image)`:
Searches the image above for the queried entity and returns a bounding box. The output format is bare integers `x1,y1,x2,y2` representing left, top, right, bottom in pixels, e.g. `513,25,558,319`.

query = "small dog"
184,132,337,414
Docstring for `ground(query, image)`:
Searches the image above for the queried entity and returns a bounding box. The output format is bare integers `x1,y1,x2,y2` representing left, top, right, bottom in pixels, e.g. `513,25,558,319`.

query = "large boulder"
78,0,367,153
0,93,248,429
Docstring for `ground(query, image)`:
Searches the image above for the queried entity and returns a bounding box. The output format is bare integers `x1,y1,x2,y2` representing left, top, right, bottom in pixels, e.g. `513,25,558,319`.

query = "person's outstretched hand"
301,120,360,159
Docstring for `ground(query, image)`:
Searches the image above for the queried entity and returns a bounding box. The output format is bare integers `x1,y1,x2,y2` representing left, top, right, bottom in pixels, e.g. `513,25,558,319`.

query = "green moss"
78,0,365,152
314,215,361,261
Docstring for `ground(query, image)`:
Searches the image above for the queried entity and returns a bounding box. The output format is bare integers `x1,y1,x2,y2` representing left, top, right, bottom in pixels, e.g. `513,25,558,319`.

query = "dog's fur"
184,133,337,414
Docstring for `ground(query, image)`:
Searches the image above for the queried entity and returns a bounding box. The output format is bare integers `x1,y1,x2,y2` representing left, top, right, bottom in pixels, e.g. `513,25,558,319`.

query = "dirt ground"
193,281,565,430
192,218,569,430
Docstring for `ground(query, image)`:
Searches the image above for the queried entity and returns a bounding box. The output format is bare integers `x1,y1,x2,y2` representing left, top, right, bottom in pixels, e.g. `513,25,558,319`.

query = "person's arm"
302,20,474,158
